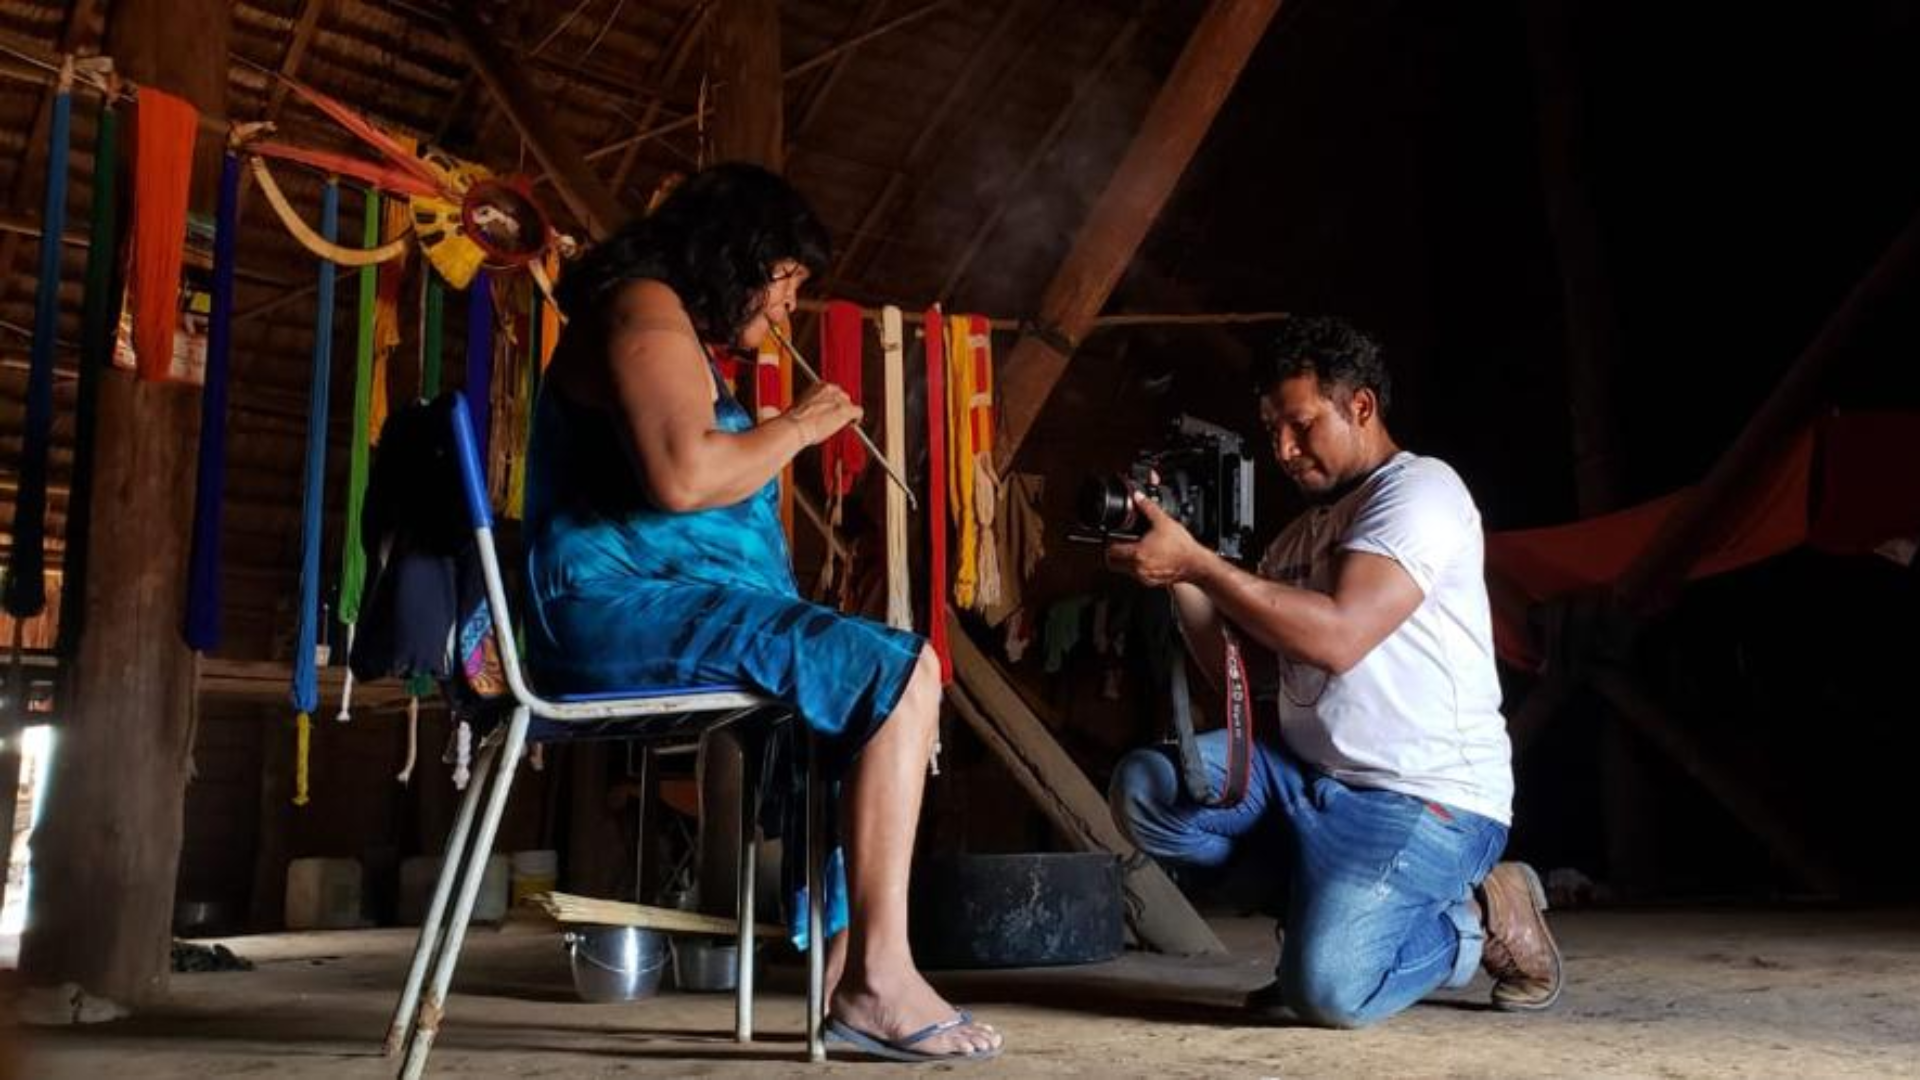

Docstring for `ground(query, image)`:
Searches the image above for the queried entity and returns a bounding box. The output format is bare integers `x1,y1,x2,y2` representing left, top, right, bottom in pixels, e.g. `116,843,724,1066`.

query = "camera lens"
1076,474,1138,532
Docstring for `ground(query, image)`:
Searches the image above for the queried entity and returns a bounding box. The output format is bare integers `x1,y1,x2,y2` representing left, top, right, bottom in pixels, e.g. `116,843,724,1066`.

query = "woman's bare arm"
604,280,858,511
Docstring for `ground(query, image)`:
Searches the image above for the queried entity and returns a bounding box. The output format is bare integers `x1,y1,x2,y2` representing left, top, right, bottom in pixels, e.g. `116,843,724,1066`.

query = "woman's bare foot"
823,930,848,1003
828,966,1001,1058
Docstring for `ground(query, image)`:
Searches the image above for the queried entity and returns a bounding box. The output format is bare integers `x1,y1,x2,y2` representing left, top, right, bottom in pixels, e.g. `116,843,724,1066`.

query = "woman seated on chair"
528,163,1001,1063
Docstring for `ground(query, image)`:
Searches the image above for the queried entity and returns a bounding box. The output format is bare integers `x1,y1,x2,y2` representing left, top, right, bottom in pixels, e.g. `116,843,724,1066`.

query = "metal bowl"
563,926,669,1003
672,936,749,993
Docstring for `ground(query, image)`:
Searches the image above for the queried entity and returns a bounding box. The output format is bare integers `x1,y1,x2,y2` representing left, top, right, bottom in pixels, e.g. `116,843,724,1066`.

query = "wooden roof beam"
994,0,1284,470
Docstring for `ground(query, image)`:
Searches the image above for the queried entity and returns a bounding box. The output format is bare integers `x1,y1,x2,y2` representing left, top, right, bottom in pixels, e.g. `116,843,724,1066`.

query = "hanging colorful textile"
505,278,543,517
183,152,241,650
819,301,869,493
235,76,566,293
538,251,562,371
465,269,494,467
2,59,72,619
945,315,1004,613
754,330,794,540
921,306,951,682
127,87,198,382
946,315,979,609
881,306,911,631
335,188,384,722
421,269,446,397
817,301,867,606
967,315,1005,610
57,95,121,658
370,195,413,438
290,181,341,807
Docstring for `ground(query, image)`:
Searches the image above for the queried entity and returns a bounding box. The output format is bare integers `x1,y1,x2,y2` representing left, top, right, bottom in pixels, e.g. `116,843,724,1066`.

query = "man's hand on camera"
1105,492,1208,587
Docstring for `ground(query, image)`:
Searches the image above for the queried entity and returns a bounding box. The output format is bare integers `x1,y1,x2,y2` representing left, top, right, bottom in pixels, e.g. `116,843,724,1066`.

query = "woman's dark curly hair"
1255,315,1392,418
555,163,831,344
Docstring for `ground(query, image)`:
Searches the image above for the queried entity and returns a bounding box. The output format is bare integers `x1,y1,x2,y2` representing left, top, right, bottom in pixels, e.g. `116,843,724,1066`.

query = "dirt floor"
13,909,1920,1078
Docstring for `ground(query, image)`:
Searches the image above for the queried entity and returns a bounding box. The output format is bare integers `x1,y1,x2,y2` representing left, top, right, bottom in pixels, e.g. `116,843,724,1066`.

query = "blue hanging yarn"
464,269,493,469
291,181,340,717
3,80,71,618
184,152,240,651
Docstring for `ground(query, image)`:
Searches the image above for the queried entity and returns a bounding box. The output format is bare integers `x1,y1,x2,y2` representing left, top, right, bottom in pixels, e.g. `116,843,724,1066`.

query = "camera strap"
1170,625,1254,808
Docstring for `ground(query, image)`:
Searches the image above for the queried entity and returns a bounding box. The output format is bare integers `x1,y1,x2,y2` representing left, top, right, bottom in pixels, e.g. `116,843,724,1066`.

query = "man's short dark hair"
1256,315,1391,418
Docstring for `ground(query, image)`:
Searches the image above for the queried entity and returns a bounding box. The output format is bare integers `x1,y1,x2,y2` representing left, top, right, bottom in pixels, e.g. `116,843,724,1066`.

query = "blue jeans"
1110,733,1507,1028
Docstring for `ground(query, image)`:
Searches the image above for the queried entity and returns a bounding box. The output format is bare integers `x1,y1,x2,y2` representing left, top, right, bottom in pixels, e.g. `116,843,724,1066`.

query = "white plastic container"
397,854,510,925
510,849,559,908
284,857,364,930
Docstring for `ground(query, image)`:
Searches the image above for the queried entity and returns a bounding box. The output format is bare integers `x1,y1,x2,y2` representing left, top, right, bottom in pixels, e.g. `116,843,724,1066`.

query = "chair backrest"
447,395,495,534
443,392,770,722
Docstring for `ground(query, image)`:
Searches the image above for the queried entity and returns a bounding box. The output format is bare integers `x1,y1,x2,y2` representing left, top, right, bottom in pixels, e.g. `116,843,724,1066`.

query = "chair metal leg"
384,739,499,1057
733,733,758,1043
399,706,532,1080
805,730,826,1063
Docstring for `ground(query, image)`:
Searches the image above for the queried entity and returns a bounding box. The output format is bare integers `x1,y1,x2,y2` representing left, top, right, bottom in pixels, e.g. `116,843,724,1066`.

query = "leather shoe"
1476,861,1563,1010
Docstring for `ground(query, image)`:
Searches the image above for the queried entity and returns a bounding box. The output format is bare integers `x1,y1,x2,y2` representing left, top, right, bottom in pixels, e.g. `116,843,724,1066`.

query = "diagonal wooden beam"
231,0,333,220
0,0,105,311
937,8,1145,303
446,3,628,240
262,0,332,119
994,0,1285,471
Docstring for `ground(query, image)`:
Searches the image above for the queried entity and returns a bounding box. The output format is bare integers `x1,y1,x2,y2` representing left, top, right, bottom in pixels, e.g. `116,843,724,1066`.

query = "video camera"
1070,414,1256,560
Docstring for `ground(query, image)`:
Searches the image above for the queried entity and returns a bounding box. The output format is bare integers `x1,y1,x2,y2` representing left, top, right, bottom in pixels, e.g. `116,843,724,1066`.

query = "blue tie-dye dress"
523,359,923,944
523,362,924,753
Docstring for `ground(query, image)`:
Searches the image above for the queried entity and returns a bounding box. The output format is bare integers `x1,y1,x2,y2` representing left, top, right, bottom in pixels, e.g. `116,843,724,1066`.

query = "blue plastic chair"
386,400,829,1077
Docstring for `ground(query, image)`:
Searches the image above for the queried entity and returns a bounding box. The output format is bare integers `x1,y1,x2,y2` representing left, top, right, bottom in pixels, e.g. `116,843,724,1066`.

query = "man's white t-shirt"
1255,451,1513,824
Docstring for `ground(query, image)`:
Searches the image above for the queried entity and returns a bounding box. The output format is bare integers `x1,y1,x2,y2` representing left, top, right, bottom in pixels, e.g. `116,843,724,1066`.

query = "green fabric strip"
57,101,120,657
339,188,380,626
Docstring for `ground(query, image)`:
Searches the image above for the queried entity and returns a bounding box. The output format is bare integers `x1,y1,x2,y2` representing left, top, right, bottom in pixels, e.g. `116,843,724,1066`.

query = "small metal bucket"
672,936,748,993
563,926,669,1003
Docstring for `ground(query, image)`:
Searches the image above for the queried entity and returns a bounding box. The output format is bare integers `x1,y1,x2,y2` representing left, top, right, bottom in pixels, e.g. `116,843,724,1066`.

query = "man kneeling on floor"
1104,316,1562,1027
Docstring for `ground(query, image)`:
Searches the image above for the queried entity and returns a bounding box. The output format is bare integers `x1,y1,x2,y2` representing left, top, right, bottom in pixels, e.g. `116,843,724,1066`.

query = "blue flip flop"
824,1008,1003,1063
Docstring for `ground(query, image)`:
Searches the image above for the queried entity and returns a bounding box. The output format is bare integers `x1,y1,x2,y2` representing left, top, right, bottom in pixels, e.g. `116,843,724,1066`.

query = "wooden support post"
565,743,623,899
1523,2,1651,888
446,5,627,241
17,0,229,1008
1525,2,1625,520
696,0,785,920
994,0,1284,471
712,0,785,170
948,619,1223,955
